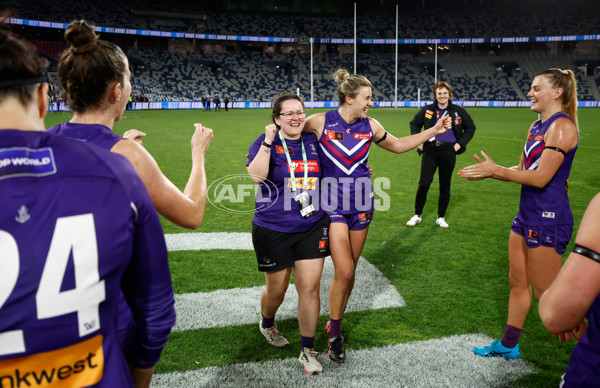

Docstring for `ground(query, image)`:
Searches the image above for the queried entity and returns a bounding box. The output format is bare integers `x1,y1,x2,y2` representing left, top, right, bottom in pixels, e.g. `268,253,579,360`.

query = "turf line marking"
165,232,404,331
165,232,253,251
151,334,536,387
172,256,405,331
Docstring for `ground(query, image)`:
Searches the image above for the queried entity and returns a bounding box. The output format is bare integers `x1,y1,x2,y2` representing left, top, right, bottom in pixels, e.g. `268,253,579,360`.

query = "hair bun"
333,68,350,82
64,20,98,54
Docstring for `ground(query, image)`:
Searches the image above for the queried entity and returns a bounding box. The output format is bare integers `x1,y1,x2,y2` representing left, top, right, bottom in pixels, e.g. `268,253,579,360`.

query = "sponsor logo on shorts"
0,335,104,388
358,213,372,221
542,211,555,219
528,230,537,239
454,118,462,125
319,241,328,249
261,256,271,263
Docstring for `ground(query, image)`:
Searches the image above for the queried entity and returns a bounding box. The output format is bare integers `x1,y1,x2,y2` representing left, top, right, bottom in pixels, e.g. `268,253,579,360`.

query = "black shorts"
252,213,331,272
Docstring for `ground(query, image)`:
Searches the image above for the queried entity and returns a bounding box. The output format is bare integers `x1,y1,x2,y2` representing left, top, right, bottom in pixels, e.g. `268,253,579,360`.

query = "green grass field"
46,107,600,387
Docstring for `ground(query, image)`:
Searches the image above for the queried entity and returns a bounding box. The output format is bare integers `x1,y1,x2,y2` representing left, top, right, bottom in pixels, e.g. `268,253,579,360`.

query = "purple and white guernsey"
47,122,124,150
319,110,374,214
0,130,175,387
48,121,136,352
248,132,324,233
516,112,577,226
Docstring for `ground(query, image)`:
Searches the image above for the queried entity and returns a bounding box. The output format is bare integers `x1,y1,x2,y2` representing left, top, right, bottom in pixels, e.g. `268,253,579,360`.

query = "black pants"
414,142,456,217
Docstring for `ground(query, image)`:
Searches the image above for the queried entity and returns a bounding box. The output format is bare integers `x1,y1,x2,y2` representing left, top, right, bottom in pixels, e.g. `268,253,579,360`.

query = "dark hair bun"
64,20,98,54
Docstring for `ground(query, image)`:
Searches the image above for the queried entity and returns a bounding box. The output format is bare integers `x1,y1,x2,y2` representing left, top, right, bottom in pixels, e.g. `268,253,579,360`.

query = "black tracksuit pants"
414,141,456,218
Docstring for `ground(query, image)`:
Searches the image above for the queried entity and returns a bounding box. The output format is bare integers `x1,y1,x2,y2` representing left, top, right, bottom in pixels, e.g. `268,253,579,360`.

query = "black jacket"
409,101,476,155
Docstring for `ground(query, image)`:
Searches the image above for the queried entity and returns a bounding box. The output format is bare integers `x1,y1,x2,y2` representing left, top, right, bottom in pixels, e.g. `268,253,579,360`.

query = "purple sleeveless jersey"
48,121,137,351
0,130,175,387
248,132,324,233
515,112,577,226
318,110,374,214
47,122,124,150
562,295,600,386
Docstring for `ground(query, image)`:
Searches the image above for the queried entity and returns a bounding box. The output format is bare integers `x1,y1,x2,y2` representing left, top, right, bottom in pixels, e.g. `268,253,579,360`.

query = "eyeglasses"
279,111,306,119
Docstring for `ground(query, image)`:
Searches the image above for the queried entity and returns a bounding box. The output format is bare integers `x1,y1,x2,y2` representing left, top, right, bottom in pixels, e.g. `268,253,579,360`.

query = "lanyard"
278,131,308,192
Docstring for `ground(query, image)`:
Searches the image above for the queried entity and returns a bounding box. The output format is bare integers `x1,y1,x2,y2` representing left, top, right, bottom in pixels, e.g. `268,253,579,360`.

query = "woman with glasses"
247,92,330,375
303,68,450,363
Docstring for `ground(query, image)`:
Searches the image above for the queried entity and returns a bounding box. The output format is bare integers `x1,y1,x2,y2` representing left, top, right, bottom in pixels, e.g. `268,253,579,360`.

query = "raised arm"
247,124,277,182
539,193,600,336
112,123,213,229
373,115,451,154
458,118,577,187
303,112,326,138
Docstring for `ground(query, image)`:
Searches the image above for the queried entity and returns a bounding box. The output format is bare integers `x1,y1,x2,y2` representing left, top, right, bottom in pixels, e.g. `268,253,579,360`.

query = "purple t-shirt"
0,130,175,387
318,109,374,214
516,112,577,226
247,132,323,233
432,107,457,144
47,122,123,150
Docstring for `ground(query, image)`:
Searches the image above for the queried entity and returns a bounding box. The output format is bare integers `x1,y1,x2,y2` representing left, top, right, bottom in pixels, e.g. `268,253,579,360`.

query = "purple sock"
301,336,314,350
329,318,343,339
501,325,522,348
261,314,275,329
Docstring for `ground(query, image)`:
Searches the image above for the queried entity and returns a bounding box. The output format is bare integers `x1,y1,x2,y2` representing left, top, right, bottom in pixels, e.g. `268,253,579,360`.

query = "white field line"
161,233,535,386
152,334,536,388
172,256,405,331
165,232,254,251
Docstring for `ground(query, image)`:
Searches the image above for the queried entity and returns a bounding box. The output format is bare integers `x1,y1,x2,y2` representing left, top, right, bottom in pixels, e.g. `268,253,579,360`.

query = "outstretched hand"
457,150,496,180
123,129,146,144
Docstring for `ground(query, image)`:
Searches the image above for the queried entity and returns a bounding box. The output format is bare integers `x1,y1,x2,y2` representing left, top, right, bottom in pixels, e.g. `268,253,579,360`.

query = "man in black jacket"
406,81,476,228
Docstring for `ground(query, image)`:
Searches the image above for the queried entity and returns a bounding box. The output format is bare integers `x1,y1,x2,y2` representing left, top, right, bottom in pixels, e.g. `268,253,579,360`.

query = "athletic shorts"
511,218,573,255
252,213,330,272
326,210,373,231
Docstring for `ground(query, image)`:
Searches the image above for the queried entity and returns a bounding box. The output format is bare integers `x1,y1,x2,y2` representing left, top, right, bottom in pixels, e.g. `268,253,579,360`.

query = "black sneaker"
328,337,346,363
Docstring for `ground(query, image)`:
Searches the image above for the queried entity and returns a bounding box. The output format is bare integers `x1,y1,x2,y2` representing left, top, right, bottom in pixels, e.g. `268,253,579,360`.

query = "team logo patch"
528,230,537,239
527,133,534,141
354,133,371,140
358,213,371,221
276,145,293,155
326,130,344,141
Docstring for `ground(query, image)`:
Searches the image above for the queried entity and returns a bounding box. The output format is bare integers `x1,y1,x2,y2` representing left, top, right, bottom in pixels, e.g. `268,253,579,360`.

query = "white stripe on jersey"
320,144,370,176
